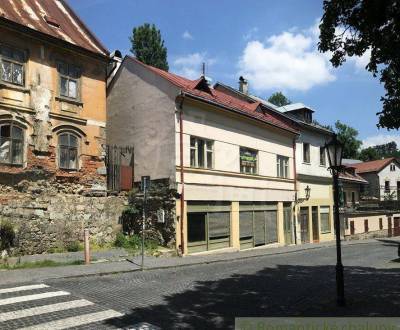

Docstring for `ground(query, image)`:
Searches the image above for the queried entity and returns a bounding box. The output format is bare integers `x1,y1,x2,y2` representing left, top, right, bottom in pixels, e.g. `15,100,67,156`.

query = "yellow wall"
0,26,107,158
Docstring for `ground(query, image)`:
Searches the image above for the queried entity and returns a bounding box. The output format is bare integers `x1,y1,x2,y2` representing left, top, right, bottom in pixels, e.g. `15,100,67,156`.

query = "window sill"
320,231,331,234
0,162,23,167
55,96,83,107
302,162,311,165
319,164,327,168
0,82,30,93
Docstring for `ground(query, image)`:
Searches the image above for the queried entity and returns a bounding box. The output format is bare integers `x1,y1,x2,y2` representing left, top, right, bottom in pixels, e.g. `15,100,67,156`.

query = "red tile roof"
126,56,298,134
352,157,398,174
339,166,368,184
0,0,108,56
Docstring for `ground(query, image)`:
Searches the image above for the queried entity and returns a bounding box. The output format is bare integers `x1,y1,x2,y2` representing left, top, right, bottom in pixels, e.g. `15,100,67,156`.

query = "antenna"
201,62,205,77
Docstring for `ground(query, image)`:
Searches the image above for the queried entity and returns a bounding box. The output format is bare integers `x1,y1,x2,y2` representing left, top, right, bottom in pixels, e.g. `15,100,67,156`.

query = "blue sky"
68,0,399,147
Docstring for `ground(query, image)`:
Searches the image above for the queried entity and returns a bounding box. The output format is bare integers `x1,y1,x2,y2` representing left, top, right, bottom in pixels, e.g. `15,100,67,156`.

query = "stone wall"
0,181,127,255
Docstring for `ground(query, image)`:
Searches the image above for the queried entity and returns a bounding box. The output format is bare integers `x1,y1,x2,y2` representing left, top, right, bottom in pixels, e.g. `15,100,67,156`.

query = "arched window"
0,123,24,165
58,133,78,170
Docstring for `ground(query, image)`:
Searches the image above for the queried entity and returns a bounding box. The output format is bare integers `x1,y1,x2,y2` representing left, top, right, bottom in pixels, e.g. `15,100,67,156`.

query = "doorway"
350,221,355,235
388,217,392,237
283,204,293,245
312,206,319,242
300,207,309,243
394,217,400,236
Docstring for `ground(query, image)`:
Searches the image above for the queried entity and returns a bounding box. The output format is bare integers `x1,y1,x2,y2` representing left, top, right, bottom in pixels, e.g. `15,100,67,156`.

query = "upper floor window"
384,180,390,193
277,155,289,178
58,133,78,170
0,123,24,165
390,164,396,171
303,143,310,163
0,45,26,86
240,147,257,174
57,61,81,99
320,146,326,166
190,136,213,169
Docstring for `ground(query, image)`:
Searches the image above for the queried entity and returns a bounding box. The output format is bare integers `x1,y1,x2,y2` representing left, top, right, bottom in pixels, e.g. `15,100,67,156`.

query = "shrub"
0,221,15,252
65,241,82,252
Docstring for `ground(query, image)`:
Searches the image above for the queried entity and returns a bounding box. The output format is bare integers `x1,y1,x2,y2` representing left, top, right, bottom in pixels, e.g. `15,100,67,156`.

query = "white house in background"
214,80,335,245
277,103,335,244
351,158,400,200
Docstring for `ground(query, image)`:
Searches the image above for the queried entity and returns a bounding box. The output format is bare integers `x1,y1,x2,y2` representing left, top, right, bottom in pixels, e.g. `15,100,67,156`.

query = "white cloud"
243,27,259,41
238,26,335,92
172,52,216,79
350,48,371,71
182,30,193,40
362,134,400,148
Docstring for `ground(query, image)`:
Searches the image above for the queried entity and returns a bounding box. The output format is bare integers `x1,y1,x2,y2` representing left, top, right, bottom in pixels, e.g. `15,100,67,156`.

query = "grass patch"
114,232,158,255
0,259,84,270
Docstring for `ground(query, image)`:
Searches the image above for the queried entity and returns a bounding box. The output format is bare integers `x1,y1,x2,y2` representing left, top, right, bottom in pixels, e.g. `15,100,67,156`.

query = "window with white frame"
240,147,258,174
320,146,326,166
0,123,24,165
0,44,26,86
58,133,79,170
277,155,289,178
385,180,390,193
320,206,331,233
303,143,310,163
390,164,396,171
190,136,213,169
57,61,81,99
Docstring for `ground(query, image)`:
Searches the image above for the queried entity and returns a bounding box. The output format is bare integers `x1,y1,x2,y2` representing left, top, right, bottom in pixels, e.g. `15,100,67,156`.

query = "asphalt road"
1,239,399,329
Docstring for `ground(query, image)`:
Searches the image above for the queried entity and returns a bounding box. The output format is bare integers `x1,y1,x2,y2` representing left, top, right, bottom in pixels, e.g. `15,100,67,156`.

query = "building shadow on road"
104,262,400,329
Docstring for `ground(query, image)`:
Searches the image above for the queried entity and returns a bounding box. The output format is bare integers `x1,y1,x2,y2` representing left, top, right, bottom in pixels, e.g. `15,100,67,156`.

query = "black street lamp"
325,134,345,306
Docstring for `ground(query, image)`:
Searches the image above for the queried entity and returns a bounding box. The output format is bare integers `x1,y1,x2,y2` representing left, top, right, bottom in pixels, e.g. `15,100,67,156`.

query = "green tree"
359,147,380,161
130,23,169,71
268,92,291,107
318,0,400,129
334,120,362,159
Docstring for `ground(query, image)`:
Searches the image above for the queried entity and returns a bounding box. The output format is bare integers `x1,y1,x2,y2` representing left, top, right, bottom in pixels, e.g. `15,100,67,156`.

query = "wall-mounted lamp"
305,185,311,201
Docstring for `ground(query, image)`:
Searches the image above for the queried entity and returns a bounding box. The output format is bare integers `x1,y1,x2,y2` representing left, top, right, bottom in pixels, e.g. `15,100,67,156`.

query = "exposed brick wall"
0,145,105,187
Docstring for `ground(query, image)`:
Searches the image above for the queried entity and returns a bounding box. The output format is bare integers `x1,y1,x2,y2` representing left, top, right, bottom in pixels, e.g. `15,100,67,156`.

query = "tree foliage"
268,92,291,107
130,23,169,71
319,0,400,129
334,120,362,159
359,141,400,161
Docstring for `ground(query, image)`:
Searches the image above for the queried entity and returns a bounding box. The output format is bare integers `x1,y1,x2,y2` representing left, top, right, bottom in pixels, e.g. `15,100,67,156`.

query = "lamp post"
325,134,345,306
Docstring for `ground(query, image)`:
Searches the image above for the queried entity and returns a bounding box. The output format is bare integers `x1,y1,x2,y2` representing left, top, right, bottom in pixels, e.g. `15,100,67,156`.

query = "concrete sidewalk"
0,238,398,285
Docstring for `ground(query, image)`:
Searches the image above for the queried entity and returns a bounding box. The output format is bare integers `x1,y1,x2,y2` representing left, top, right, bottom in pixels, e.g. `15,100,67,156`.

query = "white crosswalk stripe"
0,283,124,329
0,299,93,321
20,309,124,330
0,284,49,294
0,291,70,306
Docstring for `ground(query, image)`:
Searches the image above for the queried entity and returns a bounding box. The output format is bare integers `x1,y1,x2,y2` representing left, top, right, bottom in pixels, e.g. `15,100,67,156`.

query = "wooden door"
312,206,319,242
300,207,309,243
388,217,392,237
283,205,293,245
350,221,355,235
364,219,369,233
394,218,400,237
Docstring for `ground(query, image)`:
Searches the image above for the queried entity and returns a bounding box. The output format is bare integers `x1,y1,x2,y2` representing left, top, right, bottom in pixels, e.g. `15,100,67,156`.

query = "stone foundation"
0,181,127,255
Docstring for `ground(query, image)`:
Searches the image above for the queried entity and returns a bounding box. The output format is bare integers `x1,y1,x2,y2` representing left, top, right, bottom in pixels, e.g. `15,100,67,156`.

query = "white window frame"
303,143,310,163
320,146,326,166
320,206,331,233
0,122,24,165
57,61,81,100
277,155,289,178
0,44,26,86
190,136,214,169
390,164,396,172
240,147,258,174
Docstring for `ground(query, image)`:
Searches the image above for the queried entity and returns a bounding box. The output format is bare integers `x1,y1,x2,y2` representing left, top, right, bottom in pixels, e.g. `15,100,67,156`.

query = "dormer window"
304,110,312,123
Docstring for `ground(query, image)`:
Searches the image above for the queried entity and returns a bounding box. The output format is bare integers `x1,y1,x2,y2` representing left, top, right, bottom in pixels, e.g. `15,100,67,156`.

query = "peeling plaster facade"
0,22,108,186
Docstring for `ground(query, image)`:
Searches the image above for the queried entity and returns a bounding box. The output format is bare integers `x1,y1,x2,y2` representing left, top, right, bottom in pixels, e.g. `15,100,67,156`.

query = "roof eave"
0,17,109,61
182,92,299,136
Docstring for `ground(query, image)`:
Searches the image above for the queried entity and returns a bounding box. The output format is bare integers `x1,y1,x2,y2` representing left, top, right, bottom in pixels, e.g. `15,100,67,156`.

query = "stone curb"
43,238,381,282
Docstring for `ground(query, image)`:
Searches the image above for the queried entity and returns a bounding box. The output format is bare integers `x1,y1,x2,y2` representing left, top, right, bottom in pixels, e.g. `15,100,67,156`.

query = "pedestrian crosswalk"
0,283,123,329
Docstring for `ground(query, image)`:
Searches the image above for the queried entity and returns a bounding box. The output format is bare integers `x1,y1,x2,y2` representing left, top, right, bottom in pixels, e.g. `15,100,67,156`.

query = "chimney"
239,76,248,94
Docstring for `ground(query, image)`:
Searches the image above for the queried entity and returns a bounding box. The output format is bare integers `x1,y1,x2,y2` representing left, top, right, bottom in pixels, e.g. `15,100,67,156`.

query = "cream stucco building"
107,57,301,255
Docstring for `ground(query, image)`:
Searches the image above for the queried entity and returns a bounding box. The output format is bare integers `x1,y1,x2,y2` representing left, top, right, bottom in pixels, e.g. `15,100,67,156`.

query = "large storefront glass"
187,202,231,253
239,202,278,249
